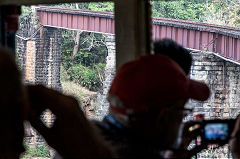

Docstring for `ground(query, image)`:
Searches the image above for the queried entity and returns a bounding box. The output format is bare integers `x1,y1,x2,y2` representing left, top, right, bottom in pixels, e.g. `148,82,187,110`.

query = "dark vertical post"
115,0,152,68
0,6,6,46
0,5,20,55
6,32,16,52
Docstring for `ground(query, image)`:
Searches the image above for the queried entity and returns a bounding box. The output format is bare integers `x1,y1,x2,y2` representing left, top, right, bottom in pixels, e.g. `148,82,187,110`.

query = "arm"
165,121,207,159
27,85,115,158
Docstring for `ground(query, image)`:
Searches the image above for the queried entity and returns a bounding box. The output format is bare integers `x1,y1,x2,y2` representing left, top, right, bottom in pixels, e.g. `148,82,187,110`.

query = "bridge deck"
36,6,114,34
36,6,240,63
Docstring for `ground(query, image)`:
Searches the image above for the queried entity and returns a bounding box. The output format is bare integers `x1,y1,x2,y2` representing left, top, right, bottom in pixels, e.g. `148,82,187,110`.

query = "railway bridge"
17,6,240,125
37,6,240,62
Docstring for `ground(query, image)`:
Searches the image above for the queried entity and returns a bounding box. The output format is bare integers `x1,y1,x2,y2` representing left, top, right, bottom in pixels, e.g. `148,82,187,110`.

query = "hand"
229,115,240,158
167,121,208,159
180,121,198,148
26,85,115,158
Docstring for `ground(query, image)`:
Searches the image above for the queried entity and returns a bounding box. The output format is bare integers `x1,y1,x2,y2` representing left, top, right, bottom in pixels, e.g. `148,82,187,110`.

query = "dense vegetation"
152,0,240,26
152,0,207,21
60,30,107,91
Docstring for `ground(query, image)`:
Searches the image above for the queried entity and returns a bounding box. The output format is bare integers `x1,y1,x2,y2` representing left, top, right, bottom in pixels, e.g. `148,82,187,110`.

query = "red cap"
108,54,210,115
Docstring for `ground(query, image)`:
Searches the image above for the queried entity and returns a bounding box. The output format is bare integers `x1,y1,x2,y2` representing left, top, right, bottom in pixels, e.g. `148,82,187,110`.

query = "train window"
151,0,240,158
16,2,116,158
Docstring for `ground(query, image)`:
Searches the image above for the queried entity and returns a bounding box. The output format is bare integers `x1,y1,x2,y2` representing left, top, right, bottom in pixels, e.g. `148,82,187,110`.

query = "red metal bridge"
36,6,240,63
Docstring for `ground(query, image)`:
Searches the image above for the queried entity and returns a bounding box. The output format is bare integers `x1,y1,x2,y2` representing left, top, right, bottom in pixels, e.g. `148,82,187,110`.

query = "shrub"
21,143,50,159
68,65,102,91
60,30,107,91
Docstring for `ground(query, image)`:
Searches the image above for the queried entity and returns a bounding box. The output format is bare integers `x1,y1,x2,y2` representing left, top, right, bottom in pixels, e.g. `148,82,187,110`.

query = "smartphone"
201,119,236,145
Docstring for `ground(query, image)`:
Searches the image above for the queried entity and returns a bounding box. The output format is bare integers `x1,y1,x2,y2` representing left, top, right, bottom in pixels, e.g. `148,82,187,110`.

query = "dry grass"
61,81,96,102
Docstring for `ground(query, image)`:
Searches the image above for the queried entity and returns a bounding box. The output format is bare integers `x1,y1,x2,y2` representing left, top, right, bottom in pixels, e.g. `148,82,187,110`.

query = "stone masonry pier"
190,52,240,120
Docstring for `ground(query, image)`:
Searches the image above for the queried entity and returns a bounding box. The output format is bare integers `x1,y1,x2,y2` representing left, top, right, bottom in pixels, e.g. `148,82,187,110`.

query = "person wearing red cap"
26,54,240,158
93,54,210,158
27,54,208,158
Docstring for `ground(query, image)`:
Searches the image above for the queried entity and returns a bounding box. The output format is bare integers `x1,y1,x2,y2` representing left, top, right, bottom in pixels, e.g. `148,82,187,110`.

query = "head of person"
0,48,26,158
154,38,192,75
107,54,210,149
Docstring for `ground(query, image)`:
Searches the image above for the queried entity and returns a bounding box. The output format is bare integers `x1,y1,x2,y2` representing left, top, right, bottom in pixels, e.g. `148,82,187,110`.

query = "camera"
200,119,236,145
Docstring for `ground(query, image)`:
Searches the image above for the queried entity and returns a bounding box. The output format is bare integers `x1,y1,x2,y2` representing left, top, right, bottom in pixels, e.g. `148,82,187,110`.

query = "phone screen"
204,123,229,140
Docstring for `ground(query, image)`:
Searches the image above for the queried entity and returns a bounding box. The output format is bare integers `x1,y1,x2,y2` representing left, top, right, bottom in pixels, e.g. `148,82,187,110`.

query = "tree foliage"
49,2,114,11
88,2,114,12
152,0,240,27
204,0,240,26
61,29,107,91
152,0,207,22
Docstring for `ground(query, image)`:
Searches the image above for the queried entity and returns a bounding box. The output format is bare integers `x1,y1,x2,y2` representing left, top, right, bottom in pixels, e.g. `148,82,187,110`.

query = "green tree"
204,0,240,26
152,0,240,27
61,29,107,91
88,2,114,12
48,2,114,11
152,0,207,22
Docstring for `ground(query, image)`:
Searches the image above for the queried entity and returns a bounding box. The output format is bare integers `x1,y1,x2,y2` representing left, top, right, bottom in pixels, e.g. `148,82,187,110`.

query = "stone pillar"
35,27,47,86
188,53,240,121
25,27,62,147
35,27,62,91
47,37,54,86
183,52,240,158
25,40,36,84
50,30,62,91
95,34,116,120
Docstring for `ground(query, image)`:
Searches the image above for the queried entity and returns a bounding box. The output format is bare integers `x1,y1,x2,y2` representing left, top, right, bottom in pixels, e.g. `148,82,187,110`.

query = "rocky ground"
61,81,98,118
